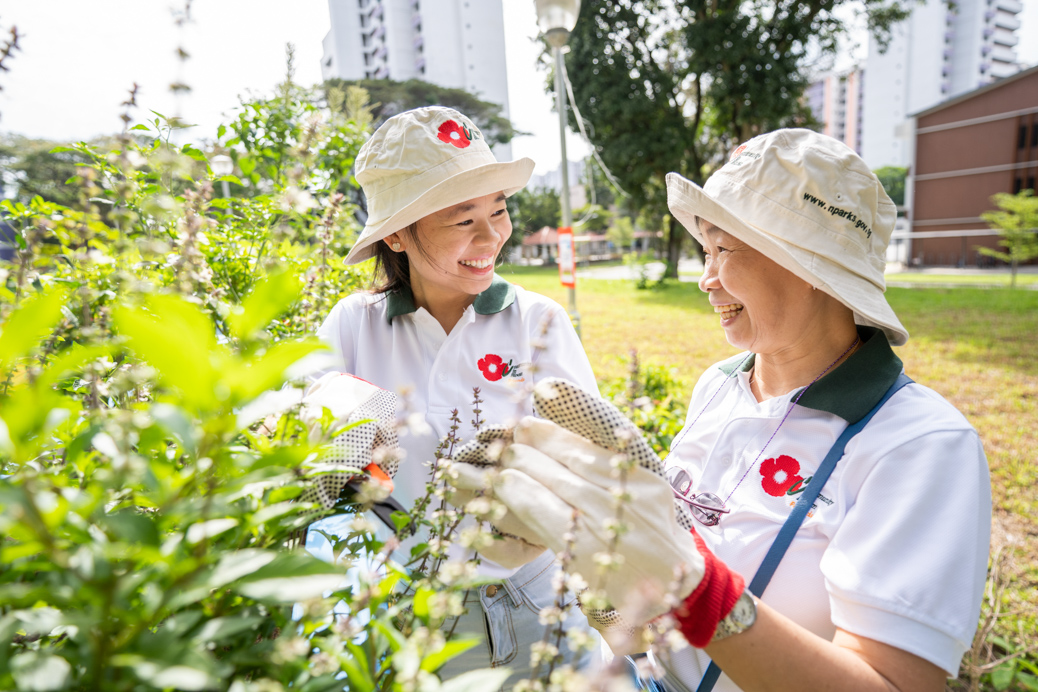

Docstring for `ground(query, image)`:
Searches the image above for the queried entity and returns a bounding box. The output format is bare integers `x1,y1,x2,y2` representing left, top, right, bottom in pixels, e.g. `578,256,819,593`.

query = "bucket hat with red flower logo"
345,106,535,264
666,128,908,345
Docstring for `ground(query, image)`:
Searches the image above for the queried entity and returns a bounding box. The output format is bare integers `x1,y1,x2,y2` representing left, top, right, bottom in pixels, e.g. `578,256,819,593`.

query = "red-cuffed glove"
672,529,745,647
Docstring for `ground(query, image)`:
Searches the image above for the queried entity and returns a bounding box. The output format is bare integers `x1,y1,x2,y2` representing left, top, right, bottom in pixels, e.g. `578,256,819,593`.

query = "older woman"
458,129,991,691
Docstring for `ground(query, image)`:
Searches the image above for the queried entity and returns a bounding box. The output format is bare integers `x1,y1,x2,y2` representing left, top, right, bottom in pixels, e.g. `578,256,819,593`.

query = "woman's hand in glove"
298,372,401,509
494,416,706,626
444,426,549,569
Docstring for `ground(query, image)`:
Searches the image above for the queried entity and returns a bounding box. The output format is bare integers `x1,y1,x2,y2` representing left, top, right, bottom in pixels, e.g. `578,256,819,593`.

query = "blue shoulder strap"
695,373,913,692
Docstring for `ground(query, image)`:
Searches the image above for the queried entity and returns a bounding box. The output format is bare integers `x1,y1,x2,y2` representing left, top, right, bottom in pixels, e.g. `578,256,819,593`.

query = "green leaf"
113,295,220,410
0,287,67,374
37,344,110,388
103,510,160,546
338,645,376,692
192,616,264,644
439,667,511,692
991,660,1018,690
391,510,412,532
185,518,238,544
412,587,433,620
181,144,208,162
249,501,299,527
10,652,71,691
1017,672,1038,692
227,269,302,340
420,637,481,672
225,338,325,401
234,552,346,601
208,549,277,588
150,403,199,456
130,124,151,132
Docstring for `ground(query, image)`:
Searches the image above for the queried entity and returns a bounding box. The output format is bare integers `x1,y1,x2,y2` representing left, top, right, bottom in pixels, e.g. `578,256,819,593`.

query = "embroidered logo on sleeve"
477,353,524,382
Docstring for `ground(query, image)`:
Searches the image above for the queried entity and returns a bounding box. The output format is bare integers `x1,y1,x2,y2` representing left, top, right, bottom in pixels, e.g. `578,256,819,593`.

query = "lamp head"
535,0,580,46
210,154,233,178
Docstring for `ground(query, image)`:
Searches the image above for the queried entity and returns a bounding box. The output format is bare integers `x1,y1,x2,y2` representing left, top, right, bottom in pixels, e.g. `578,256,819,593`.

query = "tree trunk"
664,214,683,279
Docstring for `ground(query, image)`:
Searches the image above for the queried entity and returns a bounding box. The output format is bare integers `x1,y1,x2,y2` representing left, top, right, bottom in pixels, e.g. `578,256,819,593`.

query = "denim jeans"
436,549,599,689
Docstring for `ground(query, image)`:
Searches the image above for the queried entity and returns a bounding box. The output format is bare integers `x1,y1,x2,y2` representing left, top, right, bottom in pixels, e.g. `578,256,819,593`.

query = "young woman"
313,106,599,685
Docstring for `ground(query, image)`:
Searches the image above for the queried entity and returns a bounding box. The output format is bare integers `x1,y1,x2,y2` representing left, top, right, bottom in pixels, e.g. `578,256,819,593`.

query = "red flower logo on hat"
477,354,509,381
730,145,747,160
438,120,471,149
760,455,804,497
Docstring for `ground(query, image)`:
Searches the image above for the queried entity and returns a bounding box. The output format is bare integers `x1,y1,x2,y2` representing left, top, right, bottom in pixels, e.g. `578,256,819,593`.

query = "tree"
508,185,561,235
608,215,635,250
874,166,907,207
978,189,1038,288
575,203,612,233
323,77,521,147
0,135,100,207
561,0,911,277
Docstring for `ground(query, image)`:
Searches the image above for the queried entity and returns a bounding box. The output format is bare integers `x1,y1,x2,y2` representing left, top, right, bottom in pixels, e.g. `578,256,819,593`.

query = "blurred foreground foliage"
0,82,503,692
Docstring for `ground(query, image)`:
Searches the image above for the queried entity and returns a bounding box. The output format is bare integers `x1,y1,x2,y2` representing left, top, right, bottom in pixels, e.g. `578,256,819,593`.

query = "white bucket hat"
666,128,908,345
345,106,535,265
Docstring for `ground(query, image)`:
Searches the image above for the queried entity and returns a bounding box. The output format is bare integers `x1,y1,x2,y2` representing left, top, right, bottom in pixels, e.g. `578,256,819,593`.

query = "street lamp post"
534,0,581,338
210,154,233,199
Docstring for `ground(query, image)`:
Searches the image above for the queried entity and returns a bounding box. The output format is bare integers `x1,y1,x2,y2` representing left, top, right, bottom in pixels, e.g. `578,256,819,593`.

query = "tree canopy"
562,0,912,275
874,166,907,207
323,78,521,147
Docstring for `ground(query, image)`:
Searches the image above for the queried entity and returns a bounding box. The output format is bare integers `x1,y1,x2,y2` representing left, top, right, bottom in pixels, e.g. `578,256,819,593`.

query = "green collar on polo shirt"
385,274,517,322
717,326,904,424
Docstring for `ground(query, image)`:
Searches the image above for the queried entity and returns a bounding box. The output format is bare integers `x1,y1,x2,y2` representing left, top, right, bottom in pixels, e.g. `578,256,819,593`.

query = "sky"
1,0,1036,175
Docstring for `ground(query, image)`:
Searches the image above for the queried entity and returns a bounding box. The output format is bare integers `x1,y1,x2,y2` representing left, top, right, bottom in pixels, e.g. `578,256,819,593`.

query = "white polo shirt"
660,327,991,689
315,274,599,574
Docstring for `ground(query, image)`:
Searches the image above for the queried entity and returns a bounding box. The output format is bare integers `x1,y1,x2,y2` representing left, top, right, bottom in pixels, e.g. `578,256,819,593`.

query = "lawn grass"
885,272,1038,287
499,263,1038,674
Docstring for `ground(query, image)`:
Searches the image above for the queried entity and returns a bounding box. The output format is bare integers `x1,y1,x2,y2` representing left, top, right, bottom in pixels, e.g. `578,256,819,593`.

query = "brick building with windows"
907,64,1038,267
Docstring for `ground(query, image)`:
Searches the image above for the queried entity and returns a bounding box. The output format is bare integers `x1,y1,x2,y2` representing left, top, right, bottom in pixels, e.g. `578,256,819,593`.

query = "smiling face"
697,222,834,355
385,191,512,309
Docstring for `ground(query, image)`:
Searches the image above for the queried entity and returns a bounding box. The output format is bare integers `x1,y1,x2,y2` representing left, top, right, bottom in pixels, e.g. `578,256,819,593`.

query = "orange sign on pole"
557,226,576,288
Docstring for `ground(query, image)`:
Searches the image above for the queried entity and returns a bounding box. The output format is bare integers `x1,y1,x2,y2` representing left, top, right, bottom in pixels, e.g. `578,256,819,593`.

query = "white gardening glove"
497,418,705,626
480,378,704,630
298,372,401,508
445,426,549,570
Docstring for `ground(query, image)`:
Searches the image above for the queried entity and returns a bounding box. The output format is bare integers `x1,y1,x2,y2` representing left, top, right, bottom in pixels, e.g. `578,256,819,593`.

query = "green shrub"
0,83,505,691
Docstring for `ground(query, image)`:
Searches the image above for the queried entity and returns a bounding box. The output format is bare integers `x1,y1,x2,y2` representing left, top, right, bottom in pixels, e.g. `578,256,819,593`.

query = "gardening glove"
298,372,401,509
488,379,744,645
445,426,549,569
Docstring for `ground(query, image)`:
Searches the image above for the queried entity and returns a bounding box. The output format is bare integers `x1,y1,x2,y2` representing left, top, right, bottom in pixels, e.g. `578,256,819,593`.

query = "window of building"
1032,123,1038,149
1020,124,1028,149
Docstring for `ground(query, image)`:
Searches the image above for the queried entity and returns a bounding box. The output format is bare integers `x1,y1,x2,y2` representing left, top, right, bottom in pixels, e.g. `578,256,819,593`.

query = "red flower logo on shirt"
438,120,471,148
759,455,804,497
478,354,506,381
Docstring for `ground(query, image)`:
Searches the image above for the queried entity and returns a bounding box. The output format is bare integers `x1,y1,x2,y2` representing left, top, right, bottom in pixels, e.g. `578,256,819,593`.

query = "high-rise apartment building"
321,0,513,158
805,68,865,154
861,0,1024,168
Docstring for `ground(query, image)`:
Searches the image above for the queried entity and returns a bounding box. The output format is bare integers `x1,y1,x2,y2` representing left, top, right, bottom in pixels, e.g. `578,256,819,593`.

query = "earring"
392,242,402,251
